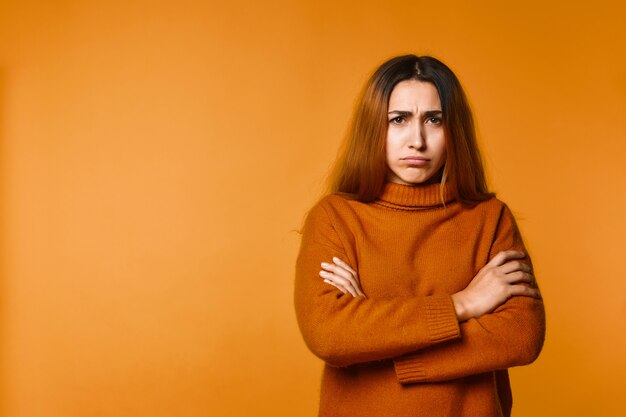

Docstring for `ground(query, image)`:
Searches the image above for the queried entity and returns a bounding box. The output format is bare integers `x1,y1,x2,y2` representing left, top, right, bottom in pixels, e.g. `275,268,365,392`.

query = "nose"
408,122,426,149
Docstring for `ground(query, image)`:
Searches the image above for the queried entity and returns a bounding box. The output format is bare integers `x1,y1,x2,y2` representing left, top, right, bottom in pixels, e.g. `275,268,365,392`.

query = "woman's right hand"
320,256,366,298
451,250,541,322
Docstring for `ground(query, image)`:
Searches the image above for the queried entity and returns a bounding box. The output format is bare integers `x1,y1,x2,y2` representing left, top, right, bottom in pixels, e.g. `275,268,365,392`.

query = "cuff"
394,352,427,383
425,294,461,343
394,295,461,384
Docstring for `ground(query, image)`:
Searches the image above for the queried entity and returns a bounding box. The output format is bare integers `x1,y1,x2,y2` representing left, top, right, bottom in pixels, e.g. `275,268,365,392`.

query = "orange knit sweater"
294,181,546,417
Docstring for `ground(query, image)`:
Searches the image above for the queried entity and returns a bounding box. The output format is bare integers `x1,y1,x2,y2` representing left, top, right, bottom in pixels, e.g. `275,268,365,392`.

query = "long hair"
325,54,495,206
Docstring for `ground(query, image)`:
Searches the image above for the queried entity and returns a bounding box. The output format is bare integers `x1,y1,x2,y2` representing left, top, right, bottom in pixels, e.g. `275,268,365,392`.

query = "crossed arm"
294,201,546,382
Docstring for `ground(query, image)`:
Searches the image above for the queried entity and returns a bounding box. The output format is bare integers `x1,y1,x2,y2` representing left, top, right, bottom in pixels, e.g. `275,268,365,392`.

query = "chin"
397,178,428,186
402,174,435,185
388,167,441,185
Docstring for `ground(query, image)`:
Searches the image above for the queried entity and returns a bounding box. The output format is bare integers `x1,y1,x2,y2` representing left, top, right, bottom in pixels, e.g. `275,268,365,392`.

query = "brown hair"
325,54,495,206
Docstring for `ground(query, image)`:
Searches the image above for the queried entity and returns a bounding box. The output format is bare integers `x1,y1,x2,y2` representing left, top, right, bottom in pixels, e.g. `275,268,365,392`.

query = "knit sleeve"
294,199,461,368
392,203,546,383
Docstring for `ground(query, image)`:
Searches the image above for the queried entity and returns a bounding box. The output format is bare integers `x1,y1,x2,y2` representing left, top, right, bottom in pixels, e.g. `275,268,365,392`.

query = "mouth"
402,157,430,166
402,157,430,161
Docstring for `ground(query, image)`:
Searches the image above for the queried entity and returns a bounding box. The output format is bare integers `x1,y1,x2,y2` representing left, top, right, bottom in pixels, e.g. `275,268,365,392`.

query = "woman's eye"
427,117,442,124
390,116,405,124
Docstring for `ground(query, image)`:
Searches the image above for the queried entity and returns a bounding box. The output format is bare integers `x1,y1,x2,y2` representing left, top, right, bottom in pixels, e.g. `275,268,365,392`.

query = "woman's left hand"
319,257,366,298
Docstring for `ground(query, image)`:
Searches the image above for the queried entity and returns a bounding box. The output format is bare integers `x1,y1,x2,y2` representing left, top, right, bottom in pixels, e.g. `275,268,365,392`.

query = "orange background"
1,1,625,416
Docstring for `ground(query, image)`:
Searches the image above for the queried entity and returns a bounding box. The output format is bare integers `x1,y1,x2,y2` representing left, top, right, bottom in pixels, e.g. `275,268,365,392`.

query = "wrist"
451,292,471,322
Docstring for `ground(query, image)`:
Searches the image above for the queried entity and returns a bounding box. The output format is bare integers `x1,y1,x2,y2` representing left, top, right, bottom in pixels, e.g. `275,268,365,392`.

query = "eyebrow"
388,110,443,116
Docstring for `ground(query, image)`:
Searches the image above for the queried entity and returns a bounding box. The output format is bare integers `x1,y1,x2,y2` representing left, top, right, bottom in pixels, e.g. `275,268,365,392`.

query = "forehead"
388,79,441,109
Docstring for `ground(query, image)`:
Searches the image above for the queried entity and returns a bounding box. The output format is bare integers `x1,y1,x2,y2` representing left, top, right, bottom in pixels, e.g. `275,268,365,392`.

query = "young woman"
294,55,546,417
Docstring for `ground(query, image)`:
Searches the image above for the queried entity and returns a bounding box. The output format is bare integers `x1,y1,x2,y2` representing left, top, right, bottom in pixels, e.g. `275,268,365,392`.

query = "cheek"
385,132,397,159
437,135,447,159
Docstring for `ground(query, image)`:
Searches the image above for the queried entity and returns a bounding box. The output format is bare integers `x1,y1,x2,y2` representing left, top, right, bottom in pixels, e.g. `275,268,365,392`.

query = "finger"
500,260,532,275
332,257,357,276
321,263,364,297
320,273,349,294
320,271,358,297
489,250,526,267
504,271,534,285
323,275,367,299
332,257,364,296
323,279,349,295
508,284,541,299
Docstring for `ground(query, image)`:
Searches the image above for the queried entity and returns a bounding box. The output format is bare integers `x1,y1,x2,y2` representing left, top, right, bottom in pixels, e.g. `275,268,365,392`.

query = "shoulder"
301,193,363,236
299,194,350,250
302,194,347,230
481,196,525,226
459,197,522,240
308,193,357,218
479,197,528,252
469,195,512,220
319,192,354,207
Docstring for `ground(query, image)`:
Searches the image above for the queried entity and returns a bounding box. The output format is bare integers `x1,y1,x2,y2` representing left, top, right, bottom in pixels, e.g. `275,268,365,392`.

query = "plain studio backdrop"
0,0,625,416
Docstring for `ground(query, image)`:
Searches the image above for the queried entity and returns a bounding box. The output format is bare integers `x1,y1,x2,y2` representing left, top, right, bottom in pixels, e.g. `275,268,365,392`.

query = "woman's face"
385,79,447,185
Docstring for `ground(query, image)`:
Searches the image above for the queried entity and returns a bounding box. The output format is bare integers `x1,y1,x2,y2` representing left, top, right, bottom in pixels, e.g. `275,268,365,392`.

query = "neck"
376,180,456,209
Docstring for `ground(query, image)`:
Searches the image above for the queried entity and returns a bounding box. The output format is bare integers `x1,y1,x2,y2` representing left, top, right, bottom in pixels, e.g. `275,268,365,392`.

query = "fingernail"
333,257,340,262
321,262,330,267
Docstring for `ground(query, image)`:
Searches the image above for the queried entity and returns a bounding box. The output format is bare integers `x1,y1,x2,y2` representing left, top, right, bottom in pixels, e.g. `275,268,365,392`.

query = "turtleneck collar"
375,181,456,209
